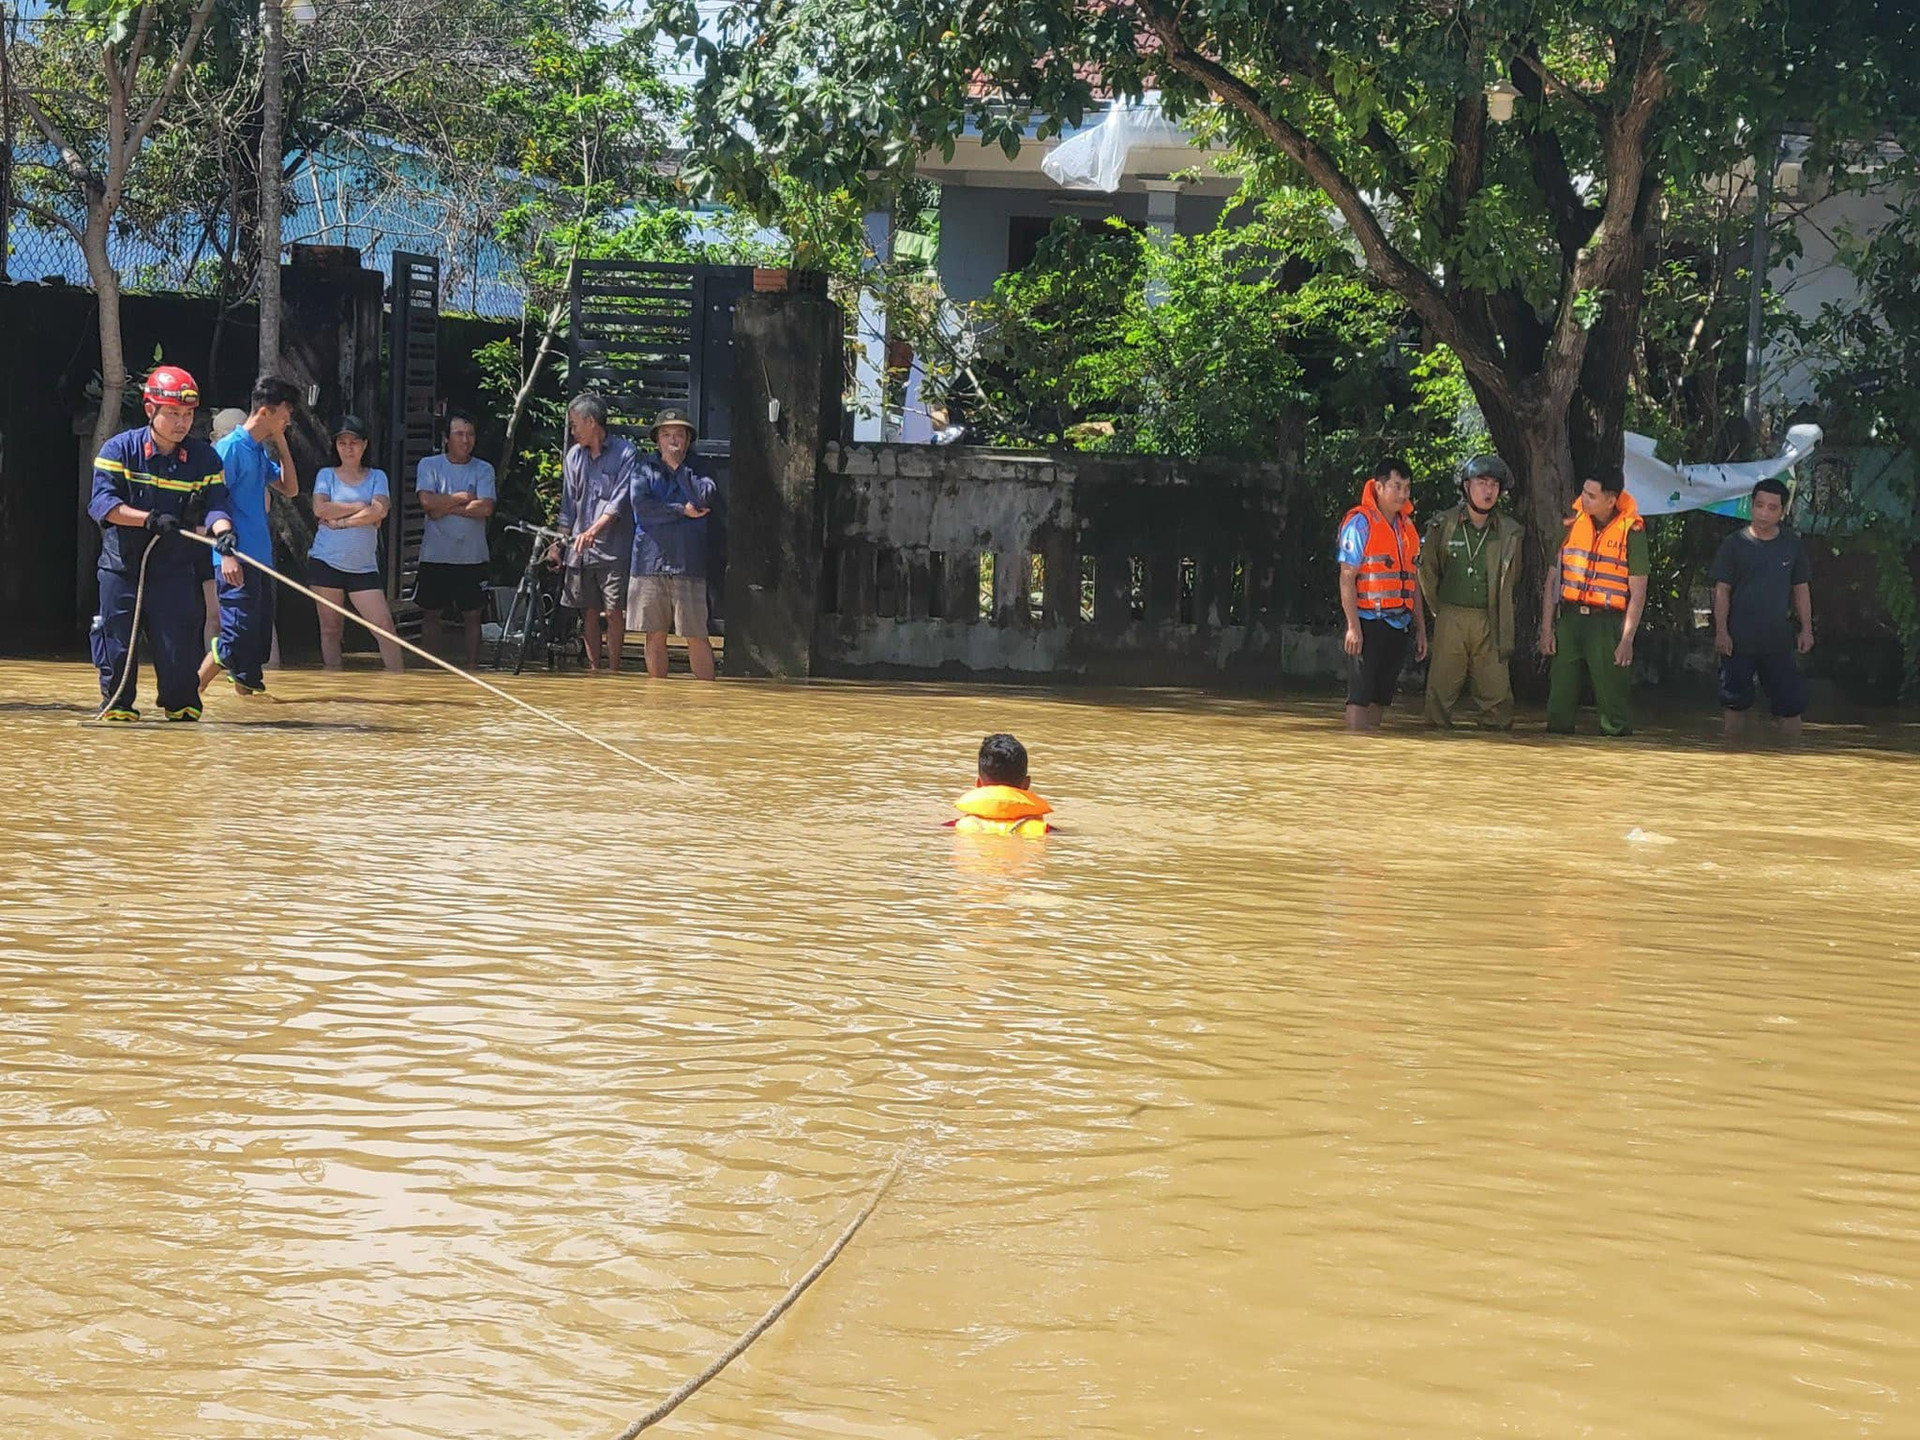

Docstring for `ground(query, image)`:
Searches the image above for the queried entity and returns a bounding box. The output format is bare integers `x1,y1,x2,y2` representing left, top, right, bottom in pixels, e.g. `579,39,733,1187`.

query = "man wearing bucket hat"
1418,453,1524,729
626,405,718,680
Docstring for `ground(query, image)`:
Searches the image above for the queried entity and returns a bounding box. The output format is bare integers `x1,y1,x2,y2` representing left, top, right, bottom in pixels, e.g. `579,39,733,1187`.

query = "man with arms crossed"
415,410,497,667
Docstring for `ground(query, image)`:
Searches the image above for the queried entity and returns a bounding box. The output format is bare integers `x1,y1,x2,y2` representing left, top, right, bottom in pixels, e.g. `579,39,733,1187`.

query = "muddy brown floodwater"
2,658,1918,1438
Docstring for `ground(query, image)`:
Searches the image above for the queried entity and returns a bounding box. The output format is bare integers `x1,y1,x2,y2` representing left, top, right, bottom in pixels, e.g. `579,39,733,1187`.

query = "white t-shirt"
415,453,497,565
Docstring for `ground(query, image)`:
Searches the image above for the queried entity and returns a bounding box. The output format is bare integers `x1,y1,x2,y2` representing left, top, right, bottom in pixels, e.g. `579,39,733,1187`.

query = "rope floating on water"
609,1147,910,1439
92,538,155,721
176,532,687,786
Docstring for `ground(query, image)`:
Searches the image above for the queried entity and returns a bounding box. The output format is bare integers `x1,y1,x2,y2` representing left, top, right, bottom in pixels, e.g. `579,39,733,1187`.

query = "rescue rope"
176,532,687,787
609,1146,910,1438
92,536,154,720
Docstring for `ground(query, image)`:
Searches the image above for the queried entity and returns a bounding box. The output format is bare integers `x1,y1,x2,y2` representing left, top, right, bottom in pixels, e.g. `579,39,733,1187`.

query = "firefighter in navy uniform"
89,365,238,721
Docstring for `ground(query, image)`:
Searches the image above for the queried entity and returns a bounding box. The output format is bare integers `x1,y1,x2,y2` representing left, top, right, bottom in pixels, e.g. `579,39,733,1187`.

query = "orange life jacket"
1342,479,1420,617
950,784,1053,839
1559,490,1644,612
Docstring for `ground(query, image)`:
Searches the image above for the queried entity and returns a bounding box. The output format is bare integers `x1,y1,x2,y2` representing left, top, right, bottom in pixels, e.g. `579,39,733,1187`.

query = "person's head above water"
977,732,1030,789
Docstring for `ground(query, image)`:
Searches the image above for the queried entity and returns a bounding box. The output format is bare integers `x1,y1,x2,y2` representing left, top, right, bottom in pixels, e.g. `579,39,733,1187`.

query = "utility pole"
1,0,15,284
257,0,285,373
1743,131,1776,456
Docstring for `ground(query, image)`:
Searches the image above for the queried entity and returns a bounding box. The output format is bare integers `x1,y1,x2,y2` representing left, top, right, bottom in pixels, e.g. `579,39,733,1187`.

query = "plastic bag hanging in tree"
1040,94,1190,193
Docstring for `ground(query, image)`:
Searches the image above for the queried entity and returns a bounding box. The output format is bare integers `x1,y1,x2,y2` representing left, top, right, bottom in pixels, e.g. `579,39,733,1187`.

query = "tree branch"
123,0,158,95
14,86,97,191
1439,21,1487,239
1514,52,1599,265
1140,9,1510,388
1515,50,1602,121
128,0,219,155
1542,22,1671,400
17,195,86,245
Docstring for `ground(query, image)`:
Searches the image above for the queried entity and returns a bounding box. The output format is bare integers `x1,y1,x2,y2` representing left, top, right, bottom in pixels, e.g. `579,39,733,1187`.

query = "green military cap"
651,406,698,443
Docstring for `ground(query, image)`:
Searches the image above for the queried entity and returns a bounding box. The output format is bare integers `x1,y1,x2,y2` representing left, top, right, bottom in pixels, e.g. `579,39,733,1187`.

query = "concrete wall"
813,442,1304,686
1767,179,1905,408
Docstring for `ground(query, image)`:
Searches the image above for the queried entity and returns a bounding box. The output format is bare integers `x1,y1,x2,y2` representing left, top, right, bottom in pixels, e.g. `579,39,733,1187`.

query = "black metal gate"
386,251,440,611
569,261,753,629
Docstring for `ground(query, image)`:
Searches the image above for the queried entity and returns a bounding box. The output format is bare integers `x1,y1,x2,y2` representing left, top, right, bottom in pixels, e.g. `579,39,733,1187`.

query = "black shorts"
307,558,385,593
1719,651,1808,717
415,560,489,614
1347,617,1412,708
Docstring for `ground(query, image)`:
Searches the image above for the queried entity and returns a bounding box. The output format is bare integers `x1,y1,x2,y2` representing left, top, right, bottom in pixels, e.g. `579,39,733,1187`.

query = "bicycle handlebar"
506,521,567,540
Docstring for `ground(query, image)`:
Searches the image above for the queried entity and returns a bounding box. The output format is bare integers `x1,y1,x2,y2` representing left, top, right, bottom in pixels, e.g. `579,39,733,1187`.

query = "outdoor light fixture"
1486,81,1521,123
287,0,318,26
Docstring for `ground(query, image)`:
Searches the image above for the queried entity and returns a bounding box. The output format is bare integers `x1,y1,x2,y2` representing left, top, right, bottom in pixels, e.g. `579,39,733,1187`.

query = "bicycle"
491,521,577,674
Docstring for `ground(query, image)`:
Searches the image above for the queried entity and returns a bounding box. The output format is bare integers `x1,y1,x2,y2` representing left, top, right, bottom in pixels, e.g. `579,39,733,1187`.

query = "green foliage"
945,197,1483,621
1796,175,1920,692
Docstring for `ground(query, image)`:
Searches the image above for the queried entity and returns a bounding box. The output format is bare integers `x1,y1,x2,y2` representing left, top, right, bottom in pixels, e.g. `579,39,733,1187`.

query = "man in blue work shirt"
198,374,302,698
89,365,237,722
550,393,637,673
627,406,717,681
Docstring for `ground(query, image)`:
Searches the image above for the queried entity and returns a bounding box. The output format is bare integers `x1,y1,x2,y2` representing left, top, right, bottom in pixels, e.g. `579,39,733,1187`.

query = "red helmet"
143,365,201,409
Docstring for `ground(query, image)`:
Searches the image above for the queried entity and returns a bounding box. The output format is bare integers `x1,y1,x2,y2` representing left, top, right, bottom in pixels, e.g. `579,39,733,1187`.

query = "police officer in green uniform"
1419,454,1524,729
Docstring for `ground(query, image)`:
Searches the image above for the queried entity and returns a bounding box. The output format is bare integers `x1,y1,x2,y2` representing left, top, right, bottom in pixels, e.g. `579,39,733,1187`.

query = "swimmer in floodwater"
947,732,1054,838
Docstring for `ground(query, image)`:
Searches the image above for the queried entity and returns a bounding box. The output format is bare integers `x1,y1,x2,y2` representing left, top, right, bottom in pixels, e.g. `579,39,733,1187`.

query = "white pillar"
1142,181,1180,307
854,207,891,441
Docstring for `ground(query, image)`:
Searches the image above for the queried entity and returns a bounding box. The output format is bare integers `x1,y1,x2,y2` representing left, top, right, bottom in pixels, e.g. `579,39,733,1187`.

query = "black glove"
213,530,238,556
143,511,181,536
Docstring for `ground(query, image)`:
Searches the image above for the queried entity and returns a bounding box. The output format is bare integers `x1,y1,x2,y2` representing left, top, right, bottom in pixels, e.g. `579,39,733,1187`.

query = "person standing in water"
308,415,405,672
1711,477,1814,738
947,733,1054,837
627,406,718,681
199,375,301,696
551,394,637,673
1337,458,1428,732
1541,469,1647,736
88,365,237,721
414,410,497,668
1420,454,1523,730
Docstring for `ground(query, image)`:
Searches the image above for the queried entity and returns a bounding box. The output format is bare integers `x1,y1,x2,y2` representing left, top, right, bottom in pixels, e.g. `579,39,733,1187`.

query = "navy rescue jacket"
88,425,233,577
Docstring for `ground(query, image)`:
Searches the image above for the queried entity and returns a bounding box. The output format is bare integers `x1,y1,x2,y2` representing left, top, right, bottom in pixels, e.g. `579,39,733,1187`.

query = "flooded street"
3,657,1918,1438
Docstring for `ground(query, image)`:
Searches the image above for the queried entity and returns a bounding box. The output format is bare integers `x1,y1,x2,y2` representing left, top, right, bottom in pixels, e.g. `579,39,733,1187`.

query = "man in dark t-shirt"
1709,477,1814,737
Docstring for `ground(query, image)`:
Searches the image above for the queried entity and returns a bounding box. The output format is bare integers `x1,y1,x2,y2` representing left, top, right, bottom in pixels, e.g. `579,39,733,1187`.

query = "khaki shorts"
563,559,627,611
627,574,709,637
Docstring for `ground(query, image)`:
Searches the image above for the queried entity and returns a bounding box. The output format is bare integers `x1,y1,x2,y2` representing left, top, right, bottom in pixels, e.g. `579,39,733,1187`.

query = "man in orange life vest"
1337,458,1428,731
946,733,1054,838
1540,468,1649,736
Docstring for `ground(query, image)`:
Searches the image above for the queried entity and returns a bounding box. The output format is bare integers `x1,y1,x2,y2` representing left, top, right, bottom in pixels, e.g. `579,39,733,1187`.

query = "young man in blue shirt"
89,366,238,721
199,375,301,697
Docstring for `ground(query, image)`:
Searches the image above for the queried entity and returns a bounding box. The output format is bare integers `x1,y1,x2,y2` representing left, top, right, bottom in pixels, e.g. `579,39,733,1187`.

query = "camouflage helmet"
1455,453,1513,492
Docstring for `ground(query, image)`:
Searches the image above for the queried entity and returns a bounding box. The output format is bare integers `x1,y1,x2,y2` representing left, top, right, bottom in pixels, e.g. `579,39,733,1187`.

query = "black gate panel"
569,260,753,632
387,251,440,612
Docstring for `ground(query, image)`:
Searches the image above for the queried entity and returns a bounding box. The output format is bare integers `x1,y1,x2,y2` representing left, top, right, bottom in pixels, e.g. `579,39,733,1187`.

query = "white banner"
1624,424,1823,518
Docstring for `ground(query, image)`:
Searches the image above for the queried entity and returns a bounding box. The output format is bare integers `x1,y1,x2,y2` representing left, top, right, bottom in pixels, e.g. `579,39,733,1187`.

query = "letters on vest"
1343,479,1420,618
1559,491,1644,612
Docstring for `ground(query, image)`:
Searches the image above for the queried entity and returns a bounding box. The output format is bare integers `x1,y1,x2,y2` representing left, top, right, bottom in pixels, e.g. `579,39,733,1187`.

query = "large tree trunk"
79,205,126,629
1472,376,1576,669
84,215,127,460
